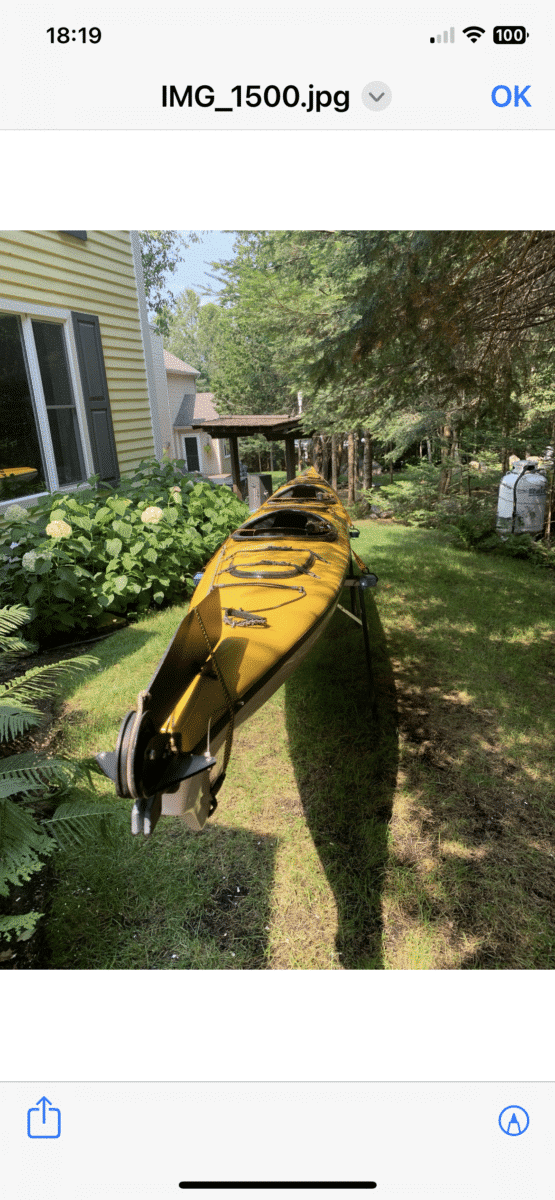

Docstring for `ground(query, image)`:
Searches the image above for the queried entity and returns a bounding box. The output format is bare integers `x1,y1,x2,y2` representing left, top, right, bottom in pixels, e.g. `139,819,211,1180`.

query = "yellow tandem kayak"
96,467,372,833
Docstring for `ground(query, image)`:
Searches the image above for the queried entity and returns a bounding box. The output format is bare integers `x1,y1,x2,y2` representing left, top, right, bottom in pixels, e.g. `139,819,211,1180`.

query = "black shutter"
71,312,120,484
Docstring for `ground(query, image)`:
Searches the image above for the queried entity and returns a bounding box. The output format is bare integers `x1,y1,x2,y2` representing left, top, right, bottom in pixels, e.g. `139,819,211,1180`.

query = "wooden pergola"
191,413,308,496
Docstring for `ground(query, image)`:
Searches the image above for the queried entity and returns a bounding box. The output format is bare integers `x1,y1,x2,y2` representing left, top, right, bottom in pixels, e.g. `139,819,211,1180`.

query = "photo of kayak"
96,467,372,834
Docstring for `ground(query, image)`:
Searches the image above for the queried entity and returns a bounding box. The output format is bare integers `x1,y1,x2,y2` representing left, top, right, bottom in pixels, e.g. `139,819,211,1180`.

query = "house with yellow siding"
0,230,161,512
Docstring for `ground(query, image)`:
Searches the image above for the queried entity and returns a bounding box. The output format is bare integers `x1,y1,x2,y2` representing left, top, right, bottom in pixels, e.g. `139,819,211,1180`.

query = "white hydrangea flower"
141,505,164,524
170,486,181,494
46,519,72,538
4,504,29,521
22,549,52,571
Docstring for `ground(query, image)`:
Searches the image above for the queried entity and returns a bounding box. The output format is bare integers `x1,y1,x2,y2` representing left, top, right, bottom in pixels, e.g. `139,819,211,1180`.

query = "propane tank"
496,460,547,537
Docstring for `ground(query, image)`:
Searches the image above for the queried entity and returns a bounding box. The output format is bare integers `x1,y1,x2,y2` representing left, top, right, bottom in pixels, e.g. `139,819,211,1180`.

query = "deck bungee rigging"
96,467,377,834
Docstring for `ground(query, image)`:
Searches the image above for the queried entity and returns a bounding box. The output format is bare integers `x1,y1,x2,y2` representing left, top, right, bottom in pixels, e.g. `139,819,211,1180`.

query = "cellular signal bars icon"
430,27,455,43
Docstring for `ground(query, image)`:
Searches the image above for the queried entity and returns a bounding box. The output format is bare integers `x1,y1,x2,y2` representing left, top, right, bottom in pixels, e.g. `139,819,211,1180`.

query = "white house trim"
0,296,72,321
130,230,163,461
18,315,59,491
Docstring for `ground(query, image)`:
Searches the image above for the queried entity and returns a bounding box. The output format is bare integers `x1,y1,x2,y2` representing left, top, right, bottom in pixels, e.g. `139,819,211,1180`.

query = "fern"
0,798,55,896
0,604,106,944
0,751,79,798
0,703,42,742
0,604,38,657
44,797,125,851
0,654,98,748
0,911,44,941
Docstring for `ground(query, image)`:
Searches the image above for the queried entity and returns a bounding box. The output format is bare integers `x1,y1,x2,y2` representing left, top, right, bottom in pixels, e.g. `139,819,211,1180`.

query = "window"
1,305,119,506
182,435,200,472
32,320,85,486
0,312,88,502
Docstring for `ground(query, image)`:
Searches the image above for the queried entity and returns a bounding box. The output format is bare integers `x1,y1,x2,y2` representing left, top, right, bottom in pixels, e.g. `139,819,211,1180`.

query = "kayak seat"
269,483,336,503
233,507,338,541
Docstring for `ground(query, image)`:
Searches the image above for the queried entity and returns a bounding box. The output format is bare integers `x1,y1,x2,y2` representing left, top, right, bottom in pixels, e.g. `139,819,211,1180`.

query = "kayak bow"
96,467,363,834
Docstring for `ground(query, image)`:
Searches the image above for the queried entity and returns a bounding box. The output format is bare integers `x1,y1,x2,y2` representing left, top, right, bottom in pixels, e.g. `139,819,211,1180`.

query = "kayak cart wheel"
113,704,157,800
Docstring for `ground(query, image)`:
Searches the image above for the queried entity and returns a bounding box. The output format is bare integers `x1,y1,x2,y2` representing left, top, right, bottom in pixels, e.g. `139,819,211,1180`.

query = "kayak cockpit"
268,482,337,504
233,507,338,540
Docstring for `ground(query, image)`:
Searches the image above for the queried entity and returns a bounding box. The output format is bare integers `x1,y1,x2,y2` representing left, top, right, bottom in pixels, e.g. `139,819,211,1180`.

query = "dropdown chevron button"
362,81,392,111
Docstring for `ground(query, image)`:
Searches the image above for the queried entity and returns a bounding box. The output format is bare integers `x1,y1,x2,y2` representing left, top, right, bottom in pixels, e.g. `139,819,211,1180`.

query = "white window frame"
0,297,94,513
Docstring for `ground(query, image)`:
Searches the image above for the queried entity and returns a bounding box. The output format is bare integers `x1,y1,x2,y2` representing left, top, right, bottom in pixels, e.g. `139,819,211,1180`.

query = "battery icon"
493,26,529,44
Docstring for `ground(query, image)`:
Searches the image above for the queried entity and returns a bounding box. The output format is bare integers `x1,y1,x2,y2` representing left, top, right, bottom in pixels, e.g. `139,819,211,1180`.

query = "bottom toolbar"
2,1081,551,1198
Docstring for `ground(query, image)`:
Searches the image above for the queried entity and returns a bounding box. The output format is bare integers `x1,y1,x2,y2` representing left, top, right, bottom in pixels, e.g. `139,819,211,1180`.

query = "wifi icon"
463,25,486,42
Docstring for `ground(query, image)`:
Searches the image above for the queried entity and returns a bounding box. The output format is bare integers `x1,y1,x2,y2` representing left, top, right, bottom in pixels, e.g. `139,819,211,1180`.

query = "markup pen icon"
27,1096,61,1138
498,1105,529,1136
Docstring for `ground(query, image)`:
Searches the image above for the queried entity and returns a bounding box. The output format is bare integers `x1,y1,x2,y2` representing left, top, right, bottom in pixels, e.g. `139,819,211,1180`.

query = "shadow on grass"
368,528,555,969
285,592,398,969
46,821,277,970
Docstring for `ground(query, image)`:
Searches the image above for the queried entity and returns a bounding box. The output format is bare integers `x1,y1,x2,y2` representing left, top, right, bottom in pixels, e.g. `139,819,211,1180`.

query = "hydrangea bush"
0,459,247,640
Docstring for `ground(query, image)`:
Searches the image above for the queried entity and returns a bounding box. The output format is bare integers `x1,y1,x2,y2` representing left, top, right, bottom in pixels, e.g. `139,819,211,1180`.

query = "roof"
190,413,306,439
173,391,220,429
163,349,200,376
195,393,220,421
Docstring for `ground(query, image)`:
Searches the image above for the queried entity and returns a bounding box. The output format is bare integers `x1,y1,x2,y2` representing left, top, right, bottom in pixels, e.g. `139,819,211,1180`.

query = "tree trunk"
331,433,338,491
347,431,356,504
321,435,331,481
362,431,373,491
545,423,555,543
439,424,454,496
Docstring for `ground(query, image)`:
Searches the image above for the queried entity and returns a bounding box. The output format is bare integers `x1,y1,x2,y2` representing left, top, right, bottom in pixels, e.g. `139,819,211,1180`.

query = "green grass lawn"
45,521,555,969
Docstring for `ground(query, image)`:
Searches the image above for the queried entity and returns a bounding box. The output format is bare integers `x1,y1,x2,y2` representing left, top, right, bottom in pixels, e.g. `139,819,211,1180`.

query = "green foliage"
0,459,247,640
0,604,103,942
0,604,38,658
0,910,43,941
42,793,126,852
371,463,555,572
204,230,555,472
451,513,555,570
368,463,446,525
138,231,197,334
164,289,227,390
0,796,55,897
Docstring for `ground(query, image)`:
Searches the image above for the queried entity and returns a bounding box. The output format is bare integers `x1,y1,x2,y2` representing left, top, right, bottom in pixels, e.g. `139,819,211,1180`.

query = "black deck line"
190,565,349,756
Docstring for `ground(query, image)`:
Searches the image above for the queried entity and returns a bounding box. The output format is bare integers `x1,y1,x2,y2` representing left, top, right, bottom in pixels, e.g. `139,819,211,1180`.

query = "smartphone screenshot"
1,4,554,1197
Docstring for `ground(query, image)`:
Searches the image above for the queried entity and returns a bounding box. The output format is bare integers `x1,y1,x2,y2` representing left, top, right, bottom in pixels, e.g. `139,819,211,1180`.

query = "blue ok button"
492,85,531,107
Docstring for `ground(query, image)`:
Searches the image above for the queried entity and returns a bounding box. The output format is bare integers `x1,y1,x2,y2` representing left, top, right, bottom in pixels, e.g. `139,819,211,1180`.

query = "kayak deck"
97,467,362,833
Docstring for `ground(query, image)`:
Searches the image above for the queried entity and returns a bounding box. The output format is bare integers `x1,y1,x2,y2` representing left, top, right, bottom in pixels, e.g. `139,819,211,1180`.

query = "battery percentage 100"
493,26,529,44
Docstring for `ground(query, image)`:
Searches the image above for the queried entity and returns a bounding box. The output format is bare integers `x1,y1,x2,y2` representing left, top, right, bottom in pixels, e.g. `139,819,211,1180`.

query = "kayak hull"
97,467,358,832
